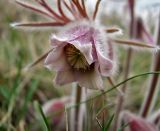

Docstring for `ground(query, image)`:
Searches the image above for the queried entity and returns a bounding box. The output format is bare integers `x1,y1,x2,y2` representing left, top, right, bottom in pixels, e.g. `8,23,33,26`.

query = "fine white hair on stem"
10,22,64,31
10,22,20,27
112,39,160,53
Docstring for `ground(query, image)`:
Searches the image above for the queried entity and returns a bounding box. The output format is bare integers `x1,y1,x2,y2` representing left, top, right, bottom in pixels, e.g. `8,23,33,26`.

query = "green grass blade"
34,101,51,131
103,114,114,131
17,80,39,122
67,71,160,110
117,123,129,131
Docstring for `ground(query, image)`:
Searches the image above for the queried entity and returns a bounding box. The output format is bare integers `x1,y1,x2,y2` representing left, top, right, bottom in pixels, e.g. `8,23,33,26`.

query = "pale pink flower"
44,22,115,89
121,111,158,131
43,97,71,129
13,0,159,89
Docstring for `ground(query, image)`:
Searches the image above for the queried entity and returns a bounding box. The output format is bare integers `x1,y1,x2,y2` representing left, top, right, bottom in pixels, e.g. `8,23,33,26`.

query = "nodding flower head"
45,22,116,89
13,0,159,89
13,0,120,89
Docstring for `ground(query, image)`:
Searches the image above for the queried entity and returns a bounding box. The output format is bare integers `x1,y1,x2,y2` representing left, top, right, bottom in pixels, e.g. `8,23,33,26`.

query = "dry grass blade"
107,77,124,96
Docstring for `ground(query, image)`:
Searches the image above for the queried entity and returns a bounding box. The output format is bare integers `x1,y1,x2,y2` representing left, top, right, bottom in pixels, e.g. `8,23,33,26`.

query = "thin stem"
15,0,55,19
75,85,82,123
65,107,69,131
37,0,66,22
12,22,65,27
113,0,135,130
45,71,160,118
24,48,53,70
113,49,133,131
63,0,79,19
70,84,85,131
72,0,87,18
57,0,71,22
93,0,101,20
67,71,160,110
140,14,160,117
112,39,156,49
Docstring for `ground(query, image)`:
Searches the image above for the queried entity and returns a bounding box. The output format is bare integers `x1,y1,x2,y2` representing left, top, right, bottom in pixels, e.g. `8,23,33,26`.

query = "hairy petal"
74,67,103,90
62,24,92,42
44,47,70,71
50,34,68,47
54,70,75,85
96,51,113,76
94,36,114,76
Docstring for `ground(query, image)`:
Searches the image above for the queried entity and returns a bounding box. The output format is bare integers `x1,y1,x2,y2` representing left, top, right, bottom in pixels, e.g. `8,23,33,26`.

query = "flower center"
64,44,89,70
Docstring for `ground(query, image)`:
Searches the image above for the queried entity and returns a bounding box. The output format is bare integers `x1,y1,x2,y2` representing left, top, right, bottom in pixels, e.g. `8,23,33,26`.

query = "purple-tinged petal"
44,47,70,71
96,52,113,76
94,39,113,76
107,40,114,60
122,111,158,131
74,65,103,90
54,70,75,85
43,97,71,129
60,24,92,42
50,34,68,47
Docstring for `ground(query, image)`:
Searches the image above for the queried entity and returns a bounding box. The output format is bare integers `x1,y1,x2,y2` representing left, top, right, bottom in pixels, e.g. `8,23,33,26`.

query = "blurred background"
0,0,160,130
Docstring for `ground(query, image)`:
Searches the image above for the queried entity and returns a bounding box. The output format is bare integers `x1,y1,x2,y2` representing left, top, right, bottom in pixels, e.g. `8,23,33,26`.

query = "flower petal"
74,66,103,90
64,24,91,41
96,50,113,76
44,47,70,71
54,70,75,85
50,34,68,47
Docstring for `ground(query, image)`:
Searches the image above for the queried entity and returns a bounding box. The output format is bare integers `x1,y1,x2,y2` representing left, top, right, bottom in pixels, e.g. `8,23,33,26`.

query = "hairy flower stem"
75,85,81,131
113,0,135,130
113,49,133,131
140,14,160,118
70,84,86,131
